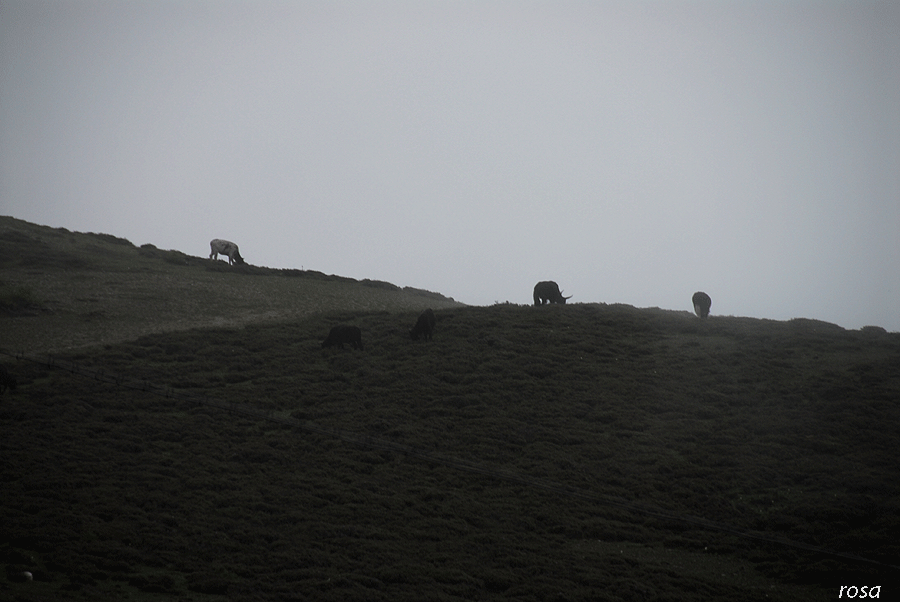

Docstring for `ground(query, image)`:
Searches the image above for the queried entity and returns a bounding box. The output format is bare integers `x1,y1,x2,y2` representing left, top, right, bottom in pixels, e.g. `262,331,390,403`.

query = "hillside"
1,217,899,601
0,216,462,354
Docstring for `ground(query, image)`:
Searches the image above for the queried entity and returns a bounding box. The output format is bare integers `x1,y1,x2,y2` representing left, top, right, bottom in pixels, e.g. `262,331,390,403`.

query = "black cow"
533,281,571,306
409,308,436,341
692,291,712,318
209,239,245,265
322,325,363,350
0,364,17,394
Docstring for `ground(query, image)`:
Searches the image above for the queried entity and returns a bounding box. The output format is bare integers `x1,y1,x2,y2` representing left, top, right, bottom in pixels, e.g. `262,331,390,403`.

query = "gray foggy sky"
2,1,898,331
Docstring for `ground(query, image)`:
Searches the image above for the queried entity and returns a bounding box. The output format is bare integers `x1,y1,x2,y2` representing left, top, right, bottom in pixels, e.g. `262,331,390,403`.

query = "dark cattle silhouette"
692,291,712,318
209,239,245,265
0,364,16,394
409,308,436,341
533,281,571,306
322,325,363,350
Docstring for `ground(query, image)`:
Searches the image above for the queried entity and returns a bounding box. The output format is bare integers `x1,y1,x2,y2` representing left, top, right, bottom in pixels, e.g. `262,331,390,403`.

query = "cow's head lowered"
209,239,245,266
692,291,711,318
533,281,572,306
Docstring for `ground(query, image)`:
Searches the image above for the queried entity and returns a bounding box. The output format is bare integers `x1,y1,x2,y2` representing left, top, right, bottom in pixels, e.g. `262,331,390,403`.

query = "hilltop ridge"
0,215,463,353
4,215,884,354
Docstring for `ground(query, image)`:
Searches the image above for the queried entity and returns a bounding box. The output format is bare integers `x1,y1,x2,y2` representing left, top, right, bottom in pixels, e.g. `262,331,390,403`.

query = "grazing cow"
533,281,572,306
0,364,16,394
209,239,245,265
409,308,436,341
322,325,363,350
692,291,712,318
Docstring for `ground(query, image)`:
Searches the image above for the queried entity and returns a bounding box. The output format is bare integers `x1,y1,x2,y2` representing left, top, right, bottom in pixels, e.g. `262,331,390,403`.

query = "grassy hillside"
1,217,898,601
0,216,461,354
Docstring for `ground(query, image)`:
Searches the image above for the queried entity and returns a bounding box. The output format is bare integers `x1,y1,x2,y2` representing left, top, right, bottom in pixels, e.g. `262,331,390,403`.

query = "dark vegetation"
1,216,898,601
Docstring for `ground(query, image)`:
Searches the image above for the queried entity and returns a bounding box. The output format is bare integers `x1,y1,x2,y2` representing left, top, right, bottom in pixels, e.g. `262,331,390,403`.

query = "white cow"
209,239,244,265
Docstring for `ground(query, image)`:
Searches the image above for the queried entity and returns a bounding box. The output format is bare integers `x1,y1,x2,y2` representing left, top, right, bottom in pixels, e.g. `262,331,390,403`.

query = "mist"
2,1,898,330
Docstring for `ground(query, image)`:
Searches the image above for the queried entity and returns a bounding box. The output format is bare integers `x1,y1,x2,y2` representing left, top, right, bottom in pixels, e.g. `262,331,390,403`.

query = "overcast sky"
2,1,898,331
